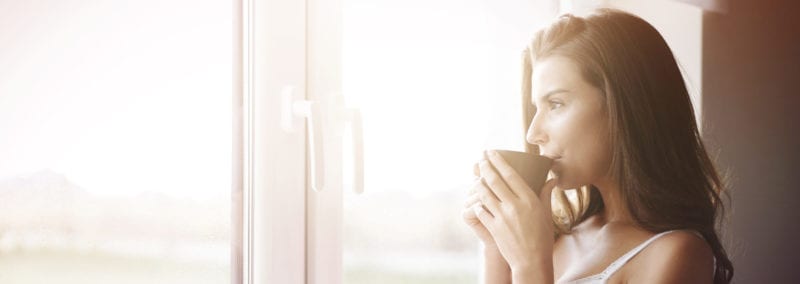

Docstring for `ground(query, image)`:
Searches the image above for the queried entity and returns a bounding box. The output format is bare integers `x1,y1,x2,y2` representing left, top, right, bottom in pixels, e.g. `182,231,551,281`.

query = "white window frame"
236,0,344,283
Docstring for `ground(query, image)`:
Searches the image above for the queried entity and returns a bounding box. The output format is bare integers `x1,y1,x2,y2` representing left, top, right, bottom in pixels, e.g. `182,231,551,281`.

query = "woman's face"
527,56,612,189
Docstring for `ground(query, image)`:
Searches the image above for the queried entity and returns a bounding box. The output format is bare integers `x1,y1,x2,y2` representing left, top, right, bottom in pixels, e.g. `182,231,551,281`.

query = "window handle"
347,108,364,194
281,85,326,192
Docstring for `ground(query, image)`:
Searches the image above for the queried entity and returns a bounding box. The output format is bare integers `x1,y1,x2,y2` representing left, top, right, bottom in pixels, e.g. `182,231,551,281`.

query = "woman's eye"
549,101,563,110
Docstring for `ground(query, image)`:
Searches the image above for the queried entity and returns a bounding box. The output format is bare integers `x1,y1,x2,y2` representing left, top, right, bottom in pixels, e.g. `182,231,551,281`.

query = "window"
0,1,233,283
244,0,555,283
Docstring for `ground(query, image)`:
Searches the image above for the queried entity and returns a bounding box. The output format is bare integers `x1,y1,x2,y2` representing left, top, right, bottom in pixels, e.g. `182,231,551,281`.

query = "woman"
463,9,733,283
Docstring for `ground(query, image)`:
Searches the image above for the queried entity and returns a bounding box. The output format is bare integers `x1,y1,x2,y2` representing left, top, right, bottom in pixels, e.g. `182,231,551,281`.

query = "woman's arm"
509,253,554,284
483,244,512,284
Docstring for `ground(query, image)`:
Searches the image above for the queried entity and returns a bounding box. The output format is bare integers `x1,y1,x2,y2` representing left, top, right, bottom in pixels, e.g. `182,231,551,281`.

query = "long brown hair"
520,9,733,283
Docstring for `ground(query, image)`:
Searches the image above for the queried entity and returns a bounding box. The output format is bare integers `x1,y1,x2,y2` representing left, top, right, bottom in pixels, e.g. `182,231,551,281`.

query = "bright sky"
0,1,231,200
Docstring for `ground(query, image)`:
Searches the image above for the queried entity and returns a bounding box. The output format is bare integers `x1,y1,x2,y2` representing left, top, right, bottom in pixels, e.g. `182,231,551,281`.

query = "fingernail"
487,150,497,156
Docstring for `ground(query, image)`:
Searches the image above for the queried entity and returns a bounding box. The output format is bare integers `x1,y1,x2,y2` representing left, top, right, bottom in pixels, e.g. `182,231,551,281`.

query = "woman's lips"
541,154,560,170
542,155,560,161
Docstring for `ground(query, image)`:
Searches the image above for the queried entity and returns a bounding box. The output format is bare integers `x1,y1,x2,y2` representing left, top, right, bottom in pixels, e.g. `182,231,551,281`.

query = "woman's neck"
592,178,636,226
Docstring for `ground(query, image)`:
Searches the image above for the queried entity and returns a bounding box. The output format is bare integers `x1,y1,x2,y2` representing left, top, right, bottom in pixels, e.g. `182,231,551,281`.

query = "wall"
703,0,800,282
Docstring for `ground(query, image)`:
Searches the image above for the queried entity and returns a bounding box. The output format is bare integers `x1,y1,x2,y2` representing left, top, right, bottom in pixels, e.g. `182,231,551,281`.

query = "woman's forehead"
531,56,593,100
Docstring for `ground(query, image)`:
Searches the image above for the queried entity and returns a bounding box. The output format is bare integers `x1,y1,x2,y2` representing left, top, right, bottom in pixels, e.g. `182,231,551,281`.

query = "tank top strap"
598,230,680,277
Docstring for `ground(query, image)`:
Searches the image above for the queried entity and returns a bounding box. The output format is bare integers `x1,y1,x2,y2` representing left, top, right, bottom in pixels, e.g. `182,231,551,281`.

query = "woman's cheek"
550,111,576,141
553,110,594,188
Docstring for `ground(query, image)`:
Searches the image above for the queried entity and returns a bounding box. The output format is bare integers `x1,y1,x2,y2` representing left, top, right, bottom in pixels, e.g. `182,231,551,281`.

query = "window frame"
237,0,344,283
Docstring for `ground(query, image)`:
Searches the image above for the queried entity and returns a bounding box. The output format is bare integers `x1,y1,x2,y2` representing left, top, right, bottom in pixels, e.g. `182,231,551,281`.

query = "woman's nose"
526,113,547,146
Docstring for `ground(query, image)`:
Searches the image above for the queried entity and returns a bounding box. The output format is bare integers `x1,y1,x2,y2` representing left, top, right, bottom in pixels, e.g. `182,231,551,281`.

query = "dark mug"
485,149,553,195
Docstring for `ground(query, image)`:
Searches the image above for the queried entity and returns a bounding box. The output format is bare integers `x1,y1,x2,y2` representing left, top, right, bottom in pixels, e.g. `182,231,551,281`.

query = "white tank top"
560,230,716,283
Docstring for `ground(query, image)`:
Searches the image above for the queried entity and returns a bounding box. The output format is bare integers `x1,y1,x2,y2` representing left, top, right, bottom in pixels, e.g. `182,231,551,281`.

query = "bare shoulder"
627,230,715,284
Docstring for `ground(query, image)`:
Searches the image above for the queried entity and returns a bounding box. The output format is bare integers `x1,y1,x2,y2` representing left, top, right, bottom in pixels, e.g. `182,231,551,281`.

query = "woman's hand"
463,175,498,247
473,150,557,281
463,164,512,283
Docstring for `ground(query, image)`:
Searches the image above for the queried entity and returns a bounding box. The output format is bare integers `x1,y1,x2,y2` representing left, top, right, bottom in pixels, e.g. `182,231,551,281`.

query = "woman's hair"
520,9,733,283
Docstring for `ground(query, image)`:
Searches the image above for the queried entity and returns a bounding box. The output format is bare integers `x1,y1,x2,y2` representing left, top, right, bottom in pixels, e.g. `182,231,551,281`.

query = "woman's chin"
557,181,576,190
553,176,579,190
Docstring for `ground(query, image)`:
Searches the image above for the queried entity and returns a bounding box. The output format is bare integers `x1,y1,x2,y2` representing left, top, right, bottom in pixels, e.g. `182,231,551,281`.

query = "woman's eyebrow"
532,89,570,106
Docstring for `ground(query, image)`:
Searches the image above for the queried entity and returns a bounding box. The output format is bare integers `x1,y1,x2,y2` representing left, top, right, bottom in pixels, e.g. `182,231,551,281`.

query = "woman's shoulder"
643,229,713,262
625,230,715,283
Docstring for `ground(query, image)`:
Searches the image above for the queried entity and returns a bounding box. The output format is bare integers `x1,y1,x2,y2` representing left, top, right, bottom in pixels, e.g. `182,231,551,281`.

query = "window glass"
341,0,501,282
0,1,232,283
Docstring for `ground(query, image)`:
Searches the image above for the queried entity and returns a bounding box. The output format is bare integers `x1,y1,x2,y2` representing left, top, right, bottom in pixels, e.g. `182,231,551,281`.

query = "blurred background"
0,1,231,283
701,0,800,283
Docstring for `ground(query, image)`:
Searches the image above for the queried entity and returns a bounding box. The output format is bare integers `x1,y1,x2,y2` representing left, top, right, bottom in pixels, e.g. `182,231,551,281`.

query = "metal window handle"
281,86,325,192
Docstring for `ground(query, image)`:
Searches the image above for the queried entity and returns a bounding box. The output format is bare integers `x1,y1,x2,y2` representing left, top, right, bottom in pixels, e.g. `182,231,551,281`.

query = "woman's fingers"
462,205,479,223
463,192,480,208
472,203,494,229
478,159,517,202
462,205,495,245
465,178,500,220
464,199,496,220
485,150,531,199
476,177,501,214
539,178,558,214
467,176,499,203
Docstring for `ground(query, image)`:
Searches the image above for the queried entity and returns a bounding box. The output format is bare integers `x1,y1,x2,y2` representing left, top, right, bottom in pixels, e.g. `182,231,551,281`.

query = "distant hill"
0,169,230,249
0,169,478,260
